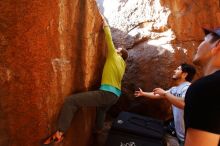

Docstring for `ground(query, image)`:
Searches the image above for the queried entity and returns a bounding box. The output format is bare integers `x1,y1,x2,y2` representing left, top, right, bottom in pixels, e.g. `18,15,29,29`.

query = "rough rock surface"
97,0,220,120
1,0,220,145
0,0,106,146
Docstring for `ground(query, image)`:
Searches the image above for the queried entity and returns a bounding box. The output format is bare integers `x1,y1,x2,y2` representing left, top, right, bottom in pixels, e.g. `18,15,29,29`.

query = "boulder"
0,0,106,145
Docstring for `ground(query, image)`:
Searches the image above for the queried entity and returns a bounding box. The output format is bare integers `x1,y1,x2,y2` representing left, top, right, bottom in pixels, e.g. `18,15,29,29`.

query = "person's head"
172,63,196,82
116,47,128,61
193,28,220,66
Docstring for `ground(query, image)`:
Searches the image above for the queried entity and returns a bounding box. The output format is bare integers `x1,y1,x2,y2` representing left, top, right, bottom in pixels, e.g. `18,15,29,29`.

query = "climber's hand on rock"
100,14,108,27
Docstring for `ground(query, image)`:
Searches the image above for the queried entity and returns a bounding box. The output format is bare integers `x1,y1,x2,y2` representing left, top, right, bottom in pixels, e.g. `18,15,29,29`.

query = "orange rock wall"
165,0,220,41
0,0,105,146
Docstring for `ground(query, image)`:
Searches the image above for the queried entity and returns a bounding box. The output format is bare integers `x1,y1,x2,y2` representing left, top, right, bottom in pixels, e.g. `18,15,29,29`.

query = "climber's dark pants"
58,90,119,132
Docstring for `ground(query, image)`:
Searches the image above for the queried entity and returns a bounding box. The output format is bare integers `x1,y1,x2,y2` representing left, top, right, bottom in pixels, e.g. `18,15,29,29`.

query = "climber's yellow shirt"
99,26,126,97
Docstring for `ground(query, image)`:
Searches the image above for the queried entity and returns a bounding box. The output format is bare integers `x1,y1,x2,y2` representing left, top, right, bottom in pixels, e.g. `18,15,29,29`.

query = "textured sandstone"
1,0,220,145
0,0,105,146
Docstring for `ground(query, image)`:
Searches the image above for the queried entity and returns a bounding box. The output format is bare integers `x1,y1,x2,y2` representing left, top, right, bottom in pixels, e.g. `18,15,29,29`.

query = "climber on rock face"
43,14,128,145
134,63,196,146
